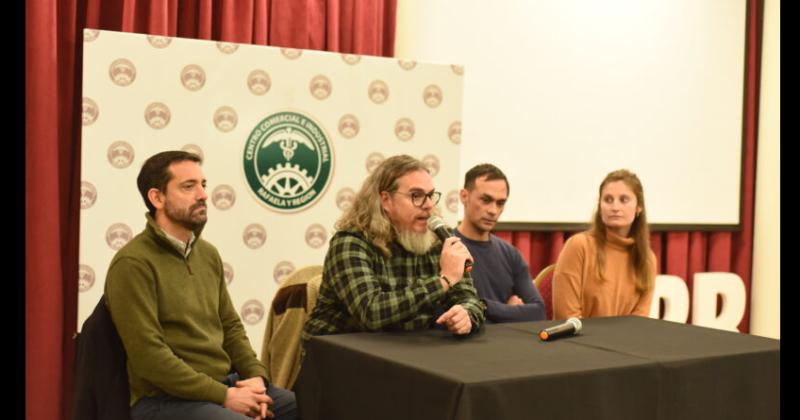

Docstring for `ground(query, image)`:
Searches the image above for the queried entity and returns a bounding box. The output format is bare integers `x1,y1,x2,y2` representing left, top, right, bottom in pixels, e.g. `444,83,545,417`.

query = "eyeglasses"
393,190,442,207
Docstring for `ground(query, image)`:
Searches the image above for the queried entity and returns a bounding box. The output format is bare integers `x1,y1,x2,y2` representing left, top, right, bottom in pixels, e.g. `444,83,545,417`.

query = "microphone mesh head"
566,317,582,332
427,216,446,231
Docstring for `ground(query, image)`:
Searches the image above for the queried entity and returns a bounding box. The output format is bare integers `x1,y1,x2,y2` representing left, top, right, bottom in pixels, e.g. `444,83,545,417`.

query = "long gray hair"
335,154,432,257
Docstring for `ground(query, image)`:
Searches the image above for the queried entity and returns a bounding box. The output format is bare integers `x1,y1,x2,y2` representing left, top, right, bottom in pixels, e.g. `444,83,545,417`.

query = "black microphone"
427,216,473,273
538,317,582,341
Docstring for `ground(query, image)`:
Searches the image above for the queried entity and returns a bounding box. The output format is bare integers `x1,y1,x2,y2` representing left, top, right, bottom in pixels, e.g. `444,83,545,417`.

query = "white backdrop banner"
78,29,465,356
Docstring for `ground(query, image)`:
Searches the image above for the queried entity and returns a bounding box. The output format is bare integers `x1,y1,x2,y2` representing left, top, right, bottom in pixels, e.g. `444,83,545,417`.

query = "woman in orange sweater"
552,169,656,319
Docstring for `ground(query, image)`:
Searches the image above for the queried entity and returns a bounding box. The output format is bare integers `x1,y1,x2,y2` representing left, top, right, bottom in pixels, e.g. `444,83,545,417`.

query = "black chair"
72,295,132,420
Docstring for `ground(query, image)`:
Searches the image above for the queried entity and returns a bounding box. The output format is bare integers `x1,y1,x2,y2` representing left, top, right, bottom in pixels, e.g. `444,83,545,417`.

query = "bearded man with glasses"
303,154,485,343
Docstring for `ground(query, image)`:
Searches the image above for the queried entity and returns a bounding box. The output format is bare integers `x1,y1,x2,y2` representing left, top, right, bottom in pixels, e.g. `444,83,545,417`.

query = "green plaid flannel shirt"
303,230,485,339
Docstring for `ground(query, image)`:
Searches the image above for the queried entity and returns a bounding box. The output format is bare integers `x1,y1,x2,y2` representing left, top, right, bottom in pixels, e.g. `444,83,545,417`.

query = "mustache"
191,200,207,211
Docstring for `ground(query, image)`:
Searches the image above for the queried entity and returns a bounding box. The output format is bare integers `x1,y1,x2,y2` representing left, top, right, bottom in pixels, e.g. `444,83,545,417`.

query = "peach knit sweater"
552,230,655,320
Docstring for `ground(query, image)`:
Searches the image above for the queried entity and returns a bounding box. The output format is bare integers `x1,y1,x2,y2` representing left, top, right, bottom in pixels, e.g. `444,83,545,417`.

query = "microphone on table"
427,216,473,273
538,317,582,341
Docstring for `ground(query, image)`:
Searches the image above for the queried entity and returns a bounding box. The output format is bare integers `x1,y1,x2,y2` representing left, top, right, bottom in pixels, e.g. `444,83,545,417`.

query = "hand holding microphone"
428,216,474,274
538,317,582,341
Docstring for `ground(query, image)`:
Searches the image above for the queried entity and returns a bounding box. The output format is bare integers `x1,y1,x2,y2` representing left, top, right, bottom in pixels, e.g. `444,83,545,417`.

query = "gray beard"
395,228,437,255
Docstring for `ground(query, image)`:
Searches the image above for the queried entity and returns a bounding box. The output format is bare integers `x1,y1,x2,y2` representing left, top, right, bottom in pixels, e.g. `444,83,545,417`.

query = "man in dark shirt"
454,164,546,322
303,154,485,340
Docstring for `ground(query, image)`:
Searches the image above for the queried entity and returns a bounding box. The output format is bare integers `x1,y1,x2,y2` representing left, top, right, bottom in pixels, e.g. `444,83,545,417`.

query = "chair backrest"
261,265,323,390
533,264,555,320
72,296,132,420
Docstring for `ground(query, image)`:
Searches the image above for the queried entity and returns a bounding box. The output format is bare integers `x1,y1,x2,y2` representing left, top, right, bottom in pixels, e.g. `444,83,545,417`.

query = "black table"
295,316,779,420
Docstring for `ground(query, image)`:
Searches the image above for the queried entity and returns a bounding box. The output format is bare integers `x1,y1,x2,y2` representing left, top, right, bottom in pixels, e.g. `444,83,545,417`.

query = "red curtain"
25,1,396,419
498,0,763,333
81,0,396,51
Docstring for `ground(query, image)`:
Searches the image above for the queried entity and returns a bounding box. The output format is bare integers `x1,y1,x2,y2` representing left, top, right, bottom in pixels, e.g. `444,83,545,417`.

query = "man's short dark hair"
137,151,202,216
463,163,509,195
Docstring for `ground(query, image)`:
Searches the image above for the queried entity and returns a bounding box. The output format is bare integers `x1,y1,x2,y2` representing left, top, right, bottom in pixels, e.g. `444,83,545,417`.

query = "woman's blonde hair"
336,155,430,257
588,169,655,293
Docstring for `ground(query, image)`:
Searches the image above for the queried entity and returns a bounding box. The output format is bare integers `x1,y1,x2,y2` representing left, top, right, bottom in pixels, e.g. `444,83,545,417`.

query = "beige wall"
396,0,747,226
750,0,780,339
394,0,421,58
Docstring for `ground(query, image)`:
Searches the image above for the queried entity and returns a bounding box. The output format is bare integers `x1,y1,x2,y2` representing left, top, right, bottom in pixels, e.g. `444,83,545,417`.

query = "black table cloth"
296,316,779,420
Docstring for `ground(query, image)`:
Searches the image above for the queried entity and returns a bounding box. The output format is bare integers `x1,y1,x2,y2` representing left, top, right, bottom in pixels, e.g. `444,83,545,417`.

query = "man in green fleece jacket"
105,151,297,420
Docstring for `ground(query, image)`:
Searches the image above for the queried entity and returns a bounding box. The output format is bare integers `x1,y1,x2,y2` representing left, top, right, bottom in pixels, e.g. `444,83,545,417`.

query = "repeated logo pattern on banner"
79,30,465,356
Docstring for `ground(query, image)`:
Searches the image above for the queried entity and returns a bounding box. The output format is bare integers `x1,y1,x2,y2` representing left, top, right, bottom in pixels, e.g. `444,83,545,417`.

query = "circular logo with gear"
109,58,136,87
107,141,135,168
223,262,234,285
423,84,443,108
78,264,95,292
216,42,239,54
273,261,295,284
309,75,332,100
281,48,302,59
214,106,238,132
240,299,265,325
394,118,415,142
145,102,170,129
82,97,99,126
212,184,236,210
446,190,459,213
84,29,99,42
341,54,361,65
181,144,204,161
335,187,356,211
80,181,97,209
422,154,440,177
243,111,334,212
338,114,359,139
398,59,417,70
448,121,462,144
365,152,384,174
147,35,172,49
180,64,206,91
305,223,327,249
106,223,133,251
247,69,271,95
368,80,389,104
242,223,267,249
